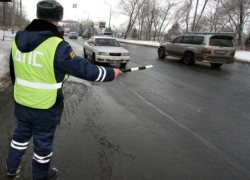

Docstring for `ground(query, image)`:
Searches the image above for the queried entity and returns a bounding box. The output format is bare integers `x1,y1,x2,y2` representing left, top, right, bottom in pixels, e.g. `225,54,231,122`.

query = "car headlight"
99,52,109,56
122,53,129,56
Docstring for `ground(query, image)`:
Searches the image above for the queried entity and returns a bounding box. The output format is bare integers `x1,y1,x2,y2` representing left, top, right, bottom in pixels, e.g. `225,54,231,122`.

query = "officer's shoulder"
63,40,69,44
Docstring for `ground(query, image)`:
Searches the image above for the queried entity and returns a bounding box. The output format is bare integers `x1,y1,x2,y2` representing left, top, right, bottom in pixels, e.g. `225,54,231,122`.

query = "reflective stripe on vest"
12,36,64,109
15,77,62,89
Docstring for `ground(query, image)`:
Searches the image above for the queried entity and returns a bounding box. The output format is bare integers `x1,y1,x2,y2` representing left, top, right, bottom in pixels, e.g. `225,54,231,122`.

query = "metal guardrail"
2,29,14,41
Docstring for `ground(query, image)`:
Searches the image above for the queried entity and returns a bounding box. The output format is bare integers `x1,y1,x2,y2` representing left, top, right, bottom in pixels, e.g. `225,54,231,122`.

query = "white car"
83,36,130,67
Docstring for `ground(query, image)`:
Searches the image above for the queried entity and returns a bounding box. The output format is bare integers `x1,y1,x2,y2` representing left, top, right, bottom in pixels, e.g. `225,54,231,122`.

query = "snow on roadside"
0,30,14,89
234,50,250,62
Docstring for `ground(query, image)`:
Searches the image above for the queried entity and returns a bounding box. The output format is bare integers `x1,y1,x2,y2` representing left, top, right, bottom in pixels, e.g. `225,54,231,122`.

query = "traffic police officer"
6,0,123,179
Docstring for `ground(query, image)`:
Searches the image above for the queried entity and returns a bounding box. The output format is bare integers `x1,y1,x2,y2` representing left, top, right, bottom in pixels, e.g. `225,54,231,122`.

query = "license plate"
215,50,227,54
111,58,121,60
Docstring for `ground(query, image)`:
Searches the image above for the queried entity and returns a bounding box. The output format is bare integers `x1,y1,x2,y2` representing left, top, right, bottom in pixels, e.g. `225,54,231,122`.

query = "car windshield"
95,39,120,47
71,32,77,35
209,37,233,47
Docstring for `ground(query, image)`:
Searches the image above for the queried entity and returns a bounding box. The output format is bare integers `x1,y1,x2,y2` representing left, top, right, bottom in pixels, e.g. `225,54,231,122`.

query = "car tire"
92,53,95,64
158,47,166,59
120,63,127,67
183,52,195,65
84,49,88,59
210,63,223,68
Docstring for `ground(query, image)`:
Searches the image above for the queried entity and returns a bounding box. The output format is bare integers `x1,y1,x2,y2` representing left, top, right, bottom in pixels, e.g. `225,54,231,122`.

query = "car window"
173,37,182,43
104,32,112,35
95,39,121,47
191,36,204,45
181,36,192,44
209,37,233,47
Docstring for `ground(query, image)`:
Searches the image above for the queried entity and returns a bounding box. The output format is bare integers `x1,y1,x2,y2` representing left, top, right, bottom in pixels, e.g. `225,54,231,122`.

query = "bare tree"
209,0,220,32
184,0,193,33
0,2,12,27
154,0,177,42
137,0,149,40
0,1,29,29
219,0,250,48
144,0,160,40
194,0,208,31
118,0,147,39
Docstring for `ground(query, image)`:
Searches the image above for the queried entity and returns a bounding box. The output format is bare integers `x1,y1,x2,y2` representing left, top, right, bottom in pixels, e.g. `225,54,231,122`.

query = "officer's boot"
43,168,58,180
6,165,21,177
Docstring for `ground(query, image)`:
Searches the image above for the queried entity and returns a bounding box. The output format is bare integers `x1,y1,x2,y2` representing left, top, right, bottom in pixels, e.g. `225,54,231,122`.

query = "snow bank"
0,30,14,78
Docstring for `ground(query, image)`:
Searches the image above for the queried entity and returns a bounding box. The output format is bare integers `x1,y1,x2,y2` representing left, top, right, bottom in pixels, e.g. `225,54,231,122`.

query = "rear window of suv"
209,36,233,47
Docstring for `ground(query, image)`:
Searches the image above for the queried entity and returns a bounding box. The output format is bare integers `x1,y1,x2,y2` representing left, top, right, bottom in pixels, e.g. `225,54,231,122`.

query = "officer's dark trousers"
6,120,57,180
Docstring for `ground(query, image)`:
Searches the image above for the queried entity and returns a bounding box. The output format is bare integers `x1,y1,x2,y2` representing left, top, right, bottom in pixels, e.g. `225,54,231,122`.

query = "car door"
85,37,94,56
178,36,193,55
167,36,183,56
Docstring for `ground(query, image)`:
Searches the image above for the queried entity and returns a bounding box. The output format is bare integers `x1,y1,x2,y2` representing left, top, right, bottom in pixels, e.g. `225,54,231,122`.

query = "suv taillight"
230,52,235,56
202,48,211,54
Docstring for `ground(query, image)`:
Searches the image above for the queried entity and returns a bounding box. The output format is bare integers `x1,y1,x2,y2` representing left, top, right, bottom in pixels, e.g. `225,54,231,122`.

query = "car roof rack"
187,32,236,38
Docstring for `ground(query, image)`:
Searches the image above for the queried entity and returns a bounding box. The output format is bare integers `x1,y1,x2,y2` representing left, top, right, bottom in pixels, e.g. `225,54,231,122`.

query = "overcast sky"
22,0,127,28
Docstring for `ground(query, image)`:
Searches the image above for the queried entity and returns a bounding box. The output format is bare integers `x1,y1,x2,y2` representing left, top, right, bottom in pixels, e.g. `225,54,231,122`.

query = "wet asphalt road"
1,36,250,180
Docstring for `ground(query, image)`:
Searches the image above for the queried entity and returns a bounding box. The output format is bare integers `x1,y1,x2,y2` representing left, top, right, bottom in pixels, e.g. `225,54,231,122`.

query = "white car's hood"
94,46,128,53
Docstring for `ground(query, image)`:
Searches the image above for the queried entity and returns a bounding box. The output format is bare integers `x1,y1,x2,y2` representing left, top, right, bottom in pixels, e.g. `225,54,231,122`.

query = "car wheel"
84,48,88,59
158,47,166,59
120,63,127,67
92,53,95,64
210,63,223,68
183,52,195,65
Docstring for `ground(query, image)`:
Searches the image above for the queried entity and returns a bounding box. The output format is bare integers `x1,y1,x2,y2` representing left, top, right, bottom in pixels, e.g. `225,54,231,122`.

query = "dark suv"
158,33,235,67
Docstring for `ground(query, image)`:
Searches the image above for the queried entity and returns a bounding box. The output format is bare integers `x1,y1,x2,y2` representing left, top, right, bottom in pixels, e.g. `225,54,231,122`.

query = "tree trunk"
238,1,244,48
3,2,6,26
194,0,208,31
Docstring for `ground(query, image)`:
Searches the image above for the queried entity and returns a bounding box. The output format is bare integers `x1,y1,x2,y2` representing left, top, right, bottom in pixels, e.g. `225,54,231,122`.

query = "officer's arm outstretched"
53,41,123,82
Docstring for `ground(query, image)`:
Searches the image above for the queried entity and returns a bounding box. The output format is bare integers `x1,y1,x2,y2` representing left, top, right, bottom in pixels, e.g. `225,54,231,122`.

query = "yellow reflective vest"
12,37,66,109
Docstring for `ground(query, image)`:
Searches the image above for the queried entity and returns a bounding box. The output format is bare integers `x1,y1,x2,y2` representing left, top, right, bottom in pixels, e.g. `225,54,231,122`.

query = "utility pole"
20,0,22,20
12,0,15,33
192,0,199,32
104,1,112,29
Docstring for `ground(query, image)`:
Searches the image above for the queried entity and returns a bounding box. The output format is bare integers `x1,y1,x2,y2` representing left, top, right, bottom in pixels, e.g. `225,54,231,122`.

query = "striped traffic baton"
120,65,153,73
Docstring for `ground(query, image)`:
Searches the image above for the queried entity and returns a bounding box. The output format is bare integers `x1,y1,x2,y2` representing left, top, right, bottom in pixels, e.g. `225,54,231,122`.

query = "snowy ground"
1,30,250,80
0,30,14,79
